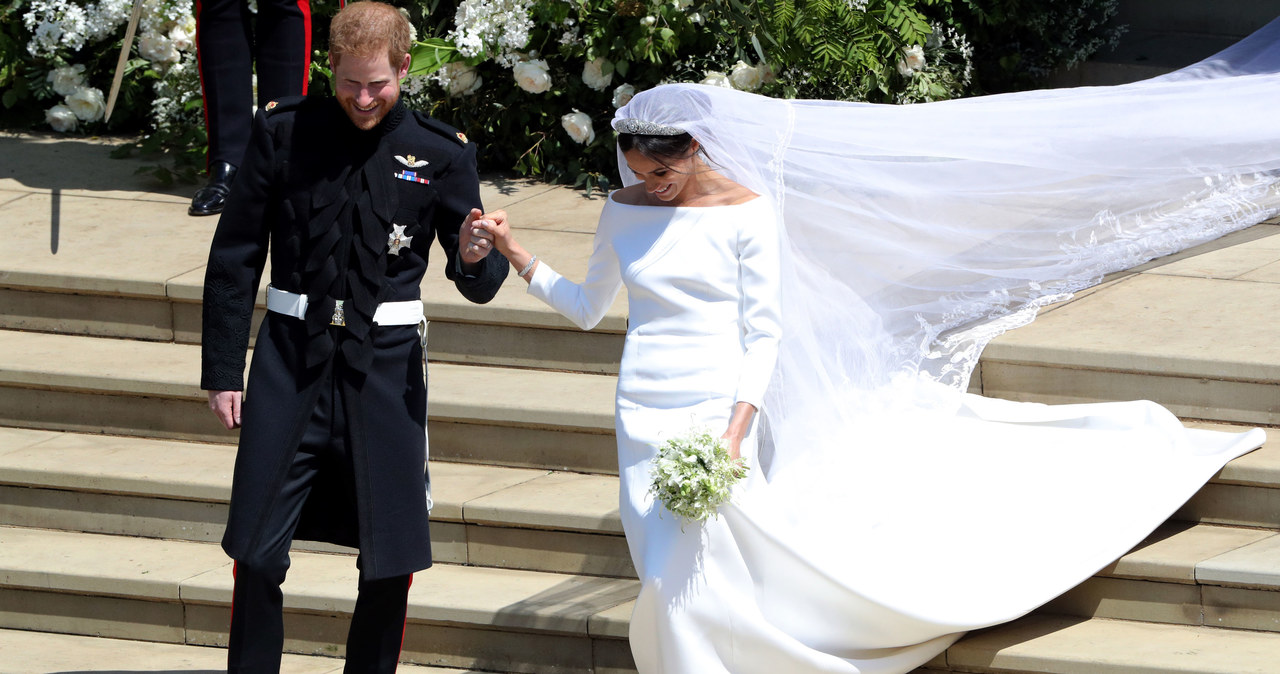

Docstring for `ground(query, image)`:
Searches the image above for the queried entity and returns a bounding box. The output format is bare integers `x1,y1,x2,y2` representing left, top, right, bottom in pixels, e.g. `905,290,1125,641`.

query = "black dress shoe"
189,161,238,216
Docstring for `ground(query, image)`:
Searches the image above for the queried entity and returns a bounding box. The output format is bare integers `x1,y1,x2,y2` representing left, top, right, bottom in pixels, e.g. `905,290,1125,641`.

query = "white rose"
513,59,552,94
699,71,731,88
561,109,595,145
640,16,656,27
139,33,180,64
65,86,106,122
689,12,704,24
897,44,926,76
444,62,482,96
169,24,194,51
581,57,613,92
45,104,78,132
47,64,87,97
612,83,636,108
729,60,763,91
398,8,418,42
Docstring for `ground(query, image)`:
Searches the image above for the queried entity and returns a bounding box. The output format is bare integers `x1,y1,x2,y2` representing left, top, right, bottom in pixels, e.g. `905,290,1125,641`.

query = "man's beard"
339,91,399,131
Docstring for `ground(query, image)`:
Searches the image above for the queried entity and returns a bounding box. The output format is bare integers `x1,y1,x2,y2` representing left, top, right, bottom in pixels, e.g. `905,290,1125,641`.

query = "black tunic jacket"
201,96,507,580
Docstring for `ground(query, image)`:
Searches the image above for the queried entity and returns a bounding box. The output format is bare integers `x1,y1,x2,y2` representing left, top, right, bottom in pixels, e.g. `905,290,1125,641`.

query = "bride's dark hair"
618,132,711,173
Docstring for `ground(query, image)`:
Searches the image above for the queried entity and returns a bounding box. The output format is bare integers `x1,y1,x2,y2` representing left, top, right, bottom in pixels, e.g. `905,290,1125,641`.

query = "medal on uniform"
388,224,413,255
395,154,428,168
393,170,430,185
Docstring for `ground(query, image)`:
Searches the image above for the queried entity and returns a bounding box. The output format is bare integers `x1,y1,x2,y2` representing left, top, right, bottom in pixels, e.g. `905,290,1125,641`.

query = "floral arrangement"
649,427,749,526
0,0,1122,188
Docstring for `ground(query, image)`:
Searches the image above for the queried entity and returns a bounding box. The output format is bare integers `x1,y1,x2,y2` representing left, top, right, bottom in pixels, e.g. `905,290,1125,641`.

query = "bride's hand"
722,401,758,461
475,215,539,282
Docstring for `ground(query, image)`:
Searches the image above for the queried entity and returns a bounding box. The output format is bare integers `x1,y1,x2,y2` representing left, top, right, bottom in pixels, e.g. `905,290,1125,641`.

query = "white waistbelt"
266,285,424,326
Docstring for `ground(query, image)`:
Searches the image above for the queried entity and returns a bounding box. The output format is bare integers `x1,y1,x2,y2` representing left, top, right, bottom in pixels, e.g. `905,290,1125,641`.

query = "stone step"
0,329,620,473
923,614,1280,673
0,158,626,375
978,221,1280,427
1043,520,1280,632
0,627,486,673
0,427,632,579
0,526,638,674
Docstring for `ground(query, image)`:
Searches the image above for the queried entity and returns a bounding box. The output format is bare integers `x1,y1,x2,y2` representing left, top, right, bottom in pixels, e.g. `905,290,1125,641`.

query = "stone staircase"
1054,0,1280,86
1,130,1279,672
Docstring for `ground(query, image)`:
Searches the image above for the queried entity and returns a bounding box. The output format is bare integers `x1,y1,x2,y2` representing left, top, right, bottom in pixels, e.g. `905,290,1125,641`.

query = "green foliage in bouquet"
2,0,1123,187
649,427,748,526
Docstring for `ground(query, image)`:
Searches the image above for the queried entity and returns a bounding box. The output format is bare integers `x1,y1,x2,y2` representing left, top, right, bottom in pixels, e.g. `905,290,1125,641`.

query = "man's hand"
459,208,506,265
208,390,243,430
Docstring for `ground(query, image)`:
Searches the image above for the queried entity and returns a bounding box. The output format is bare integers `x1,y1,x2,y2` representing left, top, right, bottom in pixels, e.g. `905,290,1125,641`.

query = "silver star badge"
395,154,429,168
388,224,413,255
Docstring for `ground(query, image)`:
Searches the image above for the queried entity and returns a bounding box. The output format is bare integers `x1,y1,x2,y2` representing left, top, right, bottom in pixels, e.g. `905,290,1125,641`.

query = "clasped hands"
459,208,509,265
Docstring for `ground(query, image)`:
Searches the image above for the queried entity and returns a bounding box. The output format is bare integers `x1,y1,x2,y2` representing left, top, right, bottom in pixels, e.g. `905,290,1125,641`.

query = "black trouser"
196,0,312,167
227,371,411,673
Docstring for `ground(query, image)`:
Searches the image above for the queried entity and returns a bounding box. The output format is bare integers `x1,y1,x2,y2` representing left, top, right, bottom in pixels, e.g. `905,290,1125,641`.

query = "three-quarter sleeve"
526,218,623,331
734,206,783,409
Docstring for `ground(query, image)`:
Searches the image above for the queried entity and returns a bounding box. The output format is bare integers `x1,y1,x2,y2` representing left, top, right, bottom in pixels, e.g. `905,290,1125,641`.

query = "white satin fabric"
518,21,1280,673
528,191,1262,673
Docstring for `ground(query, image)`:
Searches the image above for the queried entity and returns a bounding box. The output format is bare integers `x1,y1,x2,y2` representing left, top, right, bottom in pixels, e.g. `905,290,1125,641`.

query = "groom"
200,2,507,670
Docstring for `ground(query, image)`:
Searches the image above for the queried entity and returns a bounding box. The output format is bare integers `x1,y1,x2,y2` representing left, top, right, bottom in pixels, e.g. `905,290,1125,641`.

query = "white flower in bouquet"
729,60,763,91
561,109,595,145
66,86,106,122
514,59,552,93
47,64,87,97
649,427,748,525
897,44,926,77
699,70,732,88
441,62,483,96
612,83,636,108
581,57,614,92
45,104,78,132
140,32,180,64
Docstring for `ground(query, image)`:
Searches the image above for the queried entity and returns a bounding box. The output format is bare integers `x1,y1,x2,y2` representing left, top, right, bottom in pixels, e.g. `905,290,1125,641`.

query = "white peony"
699,71,732,88
729,60,763,91
169,24,194,52
612,83,636,108
47,64,87,97
561,109,595,145
443,62,482,96
513,59,552,93
139,33,180,64
65,86,106,122
45,104,78,132
897,44,926,76
581,57,613,92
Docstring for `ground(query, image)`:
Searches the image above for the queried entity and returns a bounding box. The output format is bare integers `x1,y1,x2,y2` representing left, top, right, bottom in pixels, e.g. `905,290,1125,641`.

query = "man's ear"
398,53,411,80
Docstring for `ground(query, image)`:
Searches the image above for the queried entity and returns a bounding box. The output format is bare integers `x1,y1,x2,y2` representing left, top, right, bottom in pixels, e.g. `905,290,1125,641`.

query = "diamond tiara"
611,118,687,136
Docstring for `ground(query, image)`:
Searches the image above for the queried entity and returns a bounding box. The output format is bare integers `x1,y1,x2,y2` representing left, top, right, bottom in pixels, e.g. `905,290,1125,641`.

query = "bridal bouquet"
650,428,748,525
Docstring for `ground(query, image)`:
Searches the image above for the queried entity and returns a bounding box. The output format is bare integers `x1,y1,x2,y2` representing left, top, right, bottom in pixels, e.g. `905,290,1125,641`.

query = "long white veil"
615,18,1280,476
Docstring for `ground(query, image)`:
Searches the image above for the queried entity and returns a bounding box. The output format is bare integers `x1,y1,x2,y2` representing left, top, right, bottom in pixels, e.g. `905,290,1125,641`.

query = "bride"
472,17,1280,674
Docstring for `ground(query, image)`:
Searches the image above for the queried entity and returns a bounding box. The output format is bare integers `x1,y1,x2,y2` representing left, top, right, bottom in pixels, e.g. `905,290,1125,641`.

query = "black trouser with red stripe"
196,0,312,168
227,369,411,673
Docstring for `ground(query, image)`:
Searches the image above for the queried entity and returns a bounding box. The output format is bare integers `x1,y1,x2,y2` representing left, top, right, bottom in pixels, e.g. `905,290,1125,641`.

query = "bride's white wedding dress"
528,194,1263,673
523,17,1280,674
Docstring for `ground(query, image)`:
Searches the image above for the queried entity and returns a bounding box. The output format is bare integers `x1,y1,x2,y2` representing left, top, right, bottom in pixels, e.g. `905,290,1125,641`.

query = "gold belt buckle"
330,299,346,327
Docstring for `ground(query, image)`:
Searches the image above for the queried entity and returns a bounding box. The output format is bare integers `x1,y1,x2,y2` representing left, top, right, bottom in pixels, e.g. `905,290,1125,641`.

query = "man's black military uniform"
201,94,507,670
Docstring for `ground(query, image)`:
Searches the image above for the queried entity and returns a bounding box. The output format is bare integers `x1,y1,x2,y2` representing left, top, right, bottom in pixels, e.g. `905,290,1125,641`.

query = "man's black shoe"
189,161,238,216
